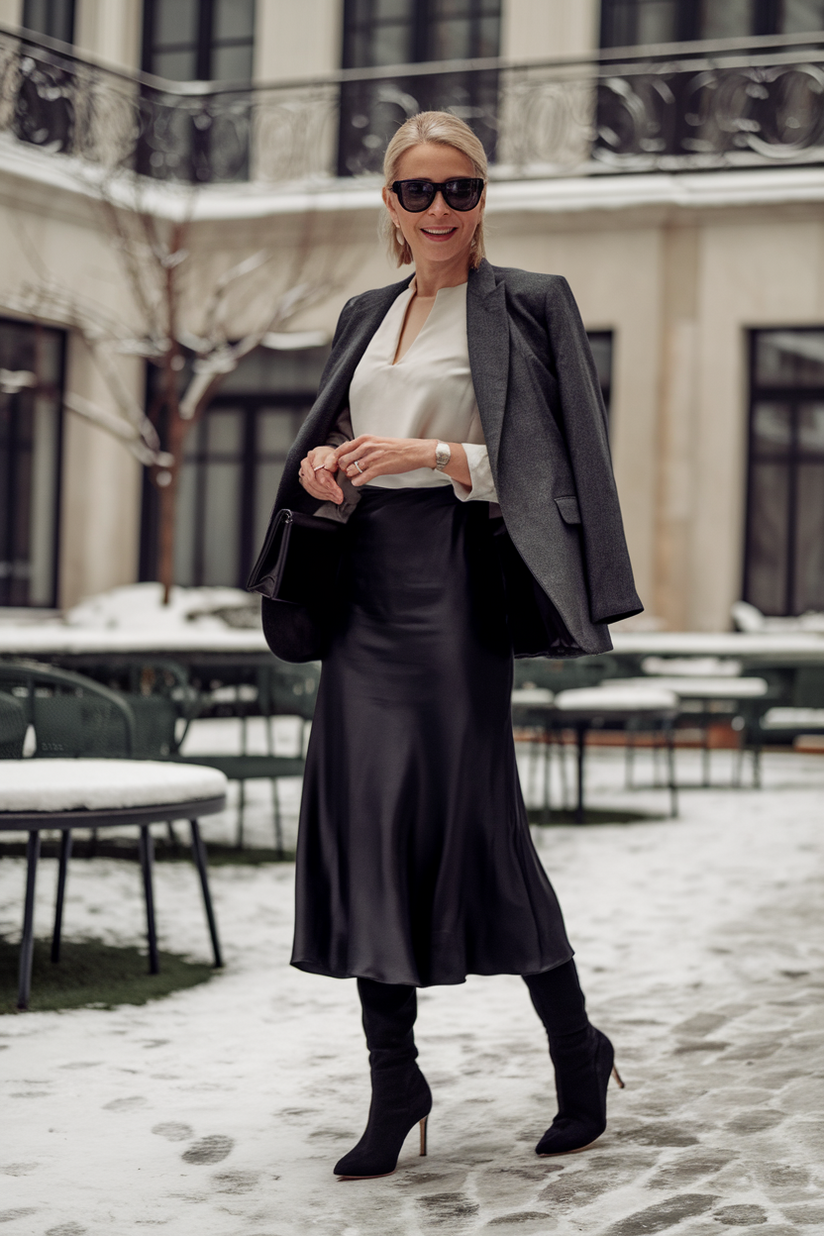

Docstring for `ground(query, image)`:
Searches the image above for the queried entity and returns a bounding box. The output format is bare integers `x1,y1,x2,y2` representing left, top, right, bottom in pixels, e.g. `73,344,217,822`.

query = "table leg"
576,724,587,825
18,830,41,1010
190,820,223,968
51,829,73,963
541,732,551,826
138,825,159,975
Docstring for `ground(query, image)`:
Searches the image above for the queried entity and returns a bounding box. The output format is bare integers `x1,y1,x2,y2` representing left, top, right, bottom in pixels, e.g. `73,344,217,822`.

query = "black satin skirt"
290,486,573,987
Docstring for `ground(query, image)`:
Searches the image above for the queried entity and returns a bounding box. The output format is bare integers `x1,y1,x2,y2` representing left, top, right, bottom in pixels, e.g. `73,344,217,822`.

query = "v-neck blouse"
343,280,497,501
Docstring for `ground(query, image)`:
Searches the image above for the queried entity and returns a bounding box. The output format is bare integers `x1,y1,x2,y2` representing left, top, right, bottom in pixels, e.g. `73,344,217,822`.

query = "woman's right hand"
298,446,344,504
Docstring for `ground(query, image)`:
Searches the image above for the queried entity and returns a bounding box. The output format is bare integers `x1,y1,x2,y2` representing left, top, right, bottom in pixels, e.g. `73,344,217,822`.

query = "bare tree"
3,172,355,601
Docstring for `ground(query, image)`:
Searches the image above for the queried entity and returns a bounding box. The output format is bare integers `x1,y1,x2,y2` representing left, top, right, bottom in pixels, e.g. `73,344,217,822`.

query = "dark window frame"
0,316,65,609
600,0,822,48
22,0,76,45
744,325,824,615
140,0,256,81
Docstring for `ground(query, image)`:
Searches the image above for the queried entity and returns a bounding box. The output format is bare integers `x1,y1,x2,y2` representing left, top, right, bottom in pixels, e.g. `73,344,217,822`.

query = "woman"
261,112,642,1179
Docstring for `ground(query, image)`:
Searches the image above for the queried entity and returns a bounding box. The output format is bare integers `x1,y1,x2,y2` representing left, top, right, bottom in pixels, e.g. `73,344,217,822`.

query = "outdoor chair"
0,659,136,757
174,661,320,853
97,658,199,759
0,690,26,759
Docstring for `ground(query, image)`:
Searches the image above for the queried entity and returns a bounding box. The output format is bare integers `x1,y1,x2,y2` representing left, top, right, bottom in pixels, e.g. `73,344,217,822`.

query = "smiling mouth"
421,227,457,236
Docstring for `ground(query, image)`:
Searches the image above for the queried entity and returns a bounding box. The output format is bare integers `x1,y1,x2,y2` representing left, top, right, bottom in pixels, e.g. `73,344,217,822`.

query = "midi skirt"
290,485,573,987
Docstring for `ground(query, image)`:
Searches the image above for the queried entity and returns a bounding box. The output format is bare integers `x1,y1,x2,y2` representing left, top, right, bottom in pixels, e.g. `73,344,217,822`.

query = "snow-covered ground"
1,745,823,1235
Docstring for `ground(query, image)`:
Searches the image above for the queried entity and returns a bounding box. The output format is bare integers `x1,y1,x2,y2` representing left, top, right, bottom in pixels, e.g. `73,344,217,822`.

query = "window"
141,0,255,82
587,331,614,420
22,0,75,43
140,346,329,589
601,0,824,47
339,0,502,177
0,319,64,608
139,0,256,183
744,329,824,615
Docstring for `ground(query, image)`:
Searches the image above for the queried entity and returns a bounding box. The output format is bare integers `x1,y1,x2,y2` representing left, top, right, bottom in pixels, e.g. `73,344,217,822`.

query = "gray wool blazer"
261,258,642,659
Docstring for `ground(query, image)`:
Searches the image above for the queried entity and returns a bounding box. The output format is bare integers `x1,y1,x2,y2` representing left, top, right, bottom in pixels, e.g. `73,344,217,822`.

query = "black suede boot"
334,978,432,1179
524,962,623,1156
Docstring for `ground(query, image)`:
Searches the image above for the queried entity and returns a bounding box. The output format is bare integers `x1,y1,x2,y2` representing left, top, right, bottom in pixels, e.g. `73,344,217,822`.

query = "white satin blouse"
341,279,498,502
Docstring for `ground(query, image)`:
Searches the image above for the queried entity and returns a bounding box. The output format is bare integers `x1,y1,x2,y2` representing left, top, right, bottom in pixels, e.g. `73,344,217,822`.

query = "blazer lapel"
467,260,510,472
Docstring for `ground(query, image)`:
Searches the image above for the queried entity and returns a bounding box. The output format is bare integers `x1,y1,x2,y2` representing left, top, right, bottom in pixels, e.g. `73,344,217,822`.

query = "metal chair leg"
558,726,571,810
190,819,223,968
267,714,285,857
541,733,551,825
271,779,284,858
51,829,73,963
666,727,679,818
138,825,159,975
575,724,587,825
702,725,711,788
18,830,41,1010
235,779,246,850
752,741,762,789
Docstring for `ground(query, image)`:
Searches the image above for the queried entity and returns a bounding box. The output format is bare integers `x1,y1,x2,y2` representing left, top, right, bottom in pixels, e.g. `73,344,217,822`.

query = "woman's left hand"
334,435,436,486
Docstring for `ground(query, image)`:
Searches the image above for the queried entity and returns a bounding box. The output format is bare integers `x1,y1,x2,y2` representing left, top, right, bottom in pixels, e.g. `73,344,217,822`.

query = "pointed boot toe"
335,1064,431,1179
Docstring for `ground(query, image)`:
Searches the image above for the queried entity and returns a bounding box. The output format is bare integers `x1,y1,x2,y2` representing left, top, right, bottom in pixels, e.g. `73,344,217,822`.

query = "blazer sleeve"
544,277,643,625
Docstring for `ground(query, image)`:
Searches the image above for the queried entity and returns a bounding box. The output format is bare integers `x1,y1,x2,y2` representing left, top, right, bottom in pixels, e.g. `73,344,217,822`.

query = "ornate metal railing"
3,24,824,189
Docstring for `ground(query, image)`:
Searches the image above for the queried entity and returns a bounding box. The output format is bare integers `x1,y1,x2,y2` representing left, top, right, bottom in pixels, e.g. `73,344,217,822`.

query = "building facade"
2,0,824,630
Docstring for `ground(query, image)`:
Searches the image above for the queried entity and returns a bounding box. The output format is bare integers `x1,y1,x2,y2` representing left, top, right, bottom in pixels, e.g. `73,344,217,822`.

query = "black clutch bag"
247,509,344,662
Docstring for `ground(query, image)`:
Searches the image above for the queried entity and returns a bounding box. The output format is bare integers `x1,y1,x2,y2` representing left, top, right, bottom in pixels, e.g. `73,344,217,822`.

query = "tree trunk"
156,466,179,606
156,227,186,605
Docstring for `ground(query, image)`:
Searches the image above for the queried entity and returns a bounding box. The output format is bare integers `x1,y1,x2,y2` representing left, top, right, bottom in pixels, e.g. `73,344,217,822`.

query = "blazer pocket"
554,496,582,524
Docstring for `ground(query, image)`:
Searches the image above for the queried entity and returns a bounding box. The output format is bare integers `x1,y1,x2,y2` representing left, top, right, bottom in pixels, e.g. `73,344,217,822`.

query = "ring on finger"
354,460,364,474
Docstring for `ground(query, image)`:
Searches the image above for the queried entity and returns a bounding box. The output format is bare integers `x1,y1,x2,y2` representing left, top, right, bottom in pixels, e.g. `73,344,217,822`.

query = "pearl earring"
396,229,403,245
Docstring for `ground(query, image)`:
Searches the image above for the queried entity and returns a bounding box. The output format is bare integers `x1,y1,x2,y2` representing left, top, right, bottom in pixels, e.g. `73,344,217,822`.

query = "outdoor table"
617,676,769,786
0,760,227,1010
553,685,680,823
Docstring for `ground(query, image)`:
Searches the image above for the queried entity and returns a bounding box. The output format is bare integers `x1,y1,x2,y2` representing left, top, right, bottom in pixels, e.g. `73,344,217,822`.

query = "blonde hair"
381,112,488,269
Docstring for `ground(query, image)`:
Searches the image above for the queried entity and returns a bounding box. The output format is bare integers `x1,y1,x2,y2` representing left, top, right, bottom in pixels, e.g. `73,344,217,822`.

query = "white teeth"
423,228,454,234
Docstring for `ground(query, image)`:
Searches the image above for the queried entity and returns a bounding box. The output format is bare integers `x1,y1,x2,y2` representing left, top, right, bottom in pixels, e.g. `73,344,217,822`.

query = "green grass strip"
0,938,214,1014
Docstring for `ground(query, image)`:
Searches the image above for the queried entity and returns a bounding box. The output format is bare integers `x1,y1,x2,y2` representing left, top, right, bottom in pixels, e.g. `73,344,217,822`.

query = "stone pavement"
0,749,823,1235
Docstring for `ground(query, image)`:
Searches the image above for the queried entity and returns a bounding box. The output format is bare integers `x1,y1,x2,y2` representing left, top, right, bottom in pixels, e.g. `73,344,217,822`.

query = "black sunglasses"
391,178,485,213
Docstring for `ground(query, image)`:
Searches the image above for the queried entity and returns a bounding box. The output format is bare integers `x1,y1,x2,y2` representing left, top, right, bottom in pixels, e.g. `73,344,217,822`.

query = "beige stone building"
2,0,824,631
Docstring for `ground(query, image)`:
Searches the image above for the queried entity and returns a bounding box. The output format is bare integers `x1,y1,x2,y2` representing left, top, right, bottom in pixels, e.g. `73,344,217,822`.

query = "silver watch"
434,441,451,472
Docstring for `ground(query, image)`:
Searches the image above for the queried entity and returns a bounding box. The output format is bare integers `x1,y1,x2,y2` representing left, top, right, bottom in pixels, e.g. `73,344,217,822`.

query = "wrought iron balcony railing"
2,23,824,190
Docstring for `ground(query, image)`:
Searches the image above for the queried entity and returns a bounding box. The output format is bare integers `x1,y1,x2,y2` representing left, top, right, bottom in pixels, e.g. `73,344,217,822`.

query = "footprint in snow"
103,1096,147,1112
182,1135,234,1164
152,1122,194,1142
